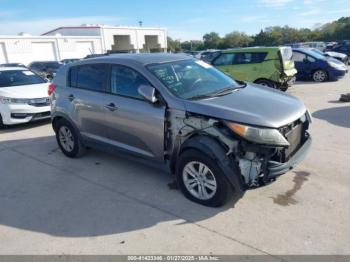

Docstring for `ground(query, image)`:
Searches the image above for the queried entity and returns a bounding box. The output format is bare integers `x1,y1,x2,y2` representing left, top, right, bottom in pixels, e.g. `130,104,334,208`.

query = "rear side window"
213,53,235,66
69,64,108,92
233,52,268,64
292,52,306,62
110,65,149,99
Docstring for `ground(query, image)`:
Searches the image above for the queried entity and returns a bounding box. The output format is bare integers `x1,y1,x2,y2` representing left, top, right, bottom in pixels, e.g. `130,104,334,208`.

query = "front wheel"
255,79,276,89
313,70,328,82
55,119,86,158
177,149,235,207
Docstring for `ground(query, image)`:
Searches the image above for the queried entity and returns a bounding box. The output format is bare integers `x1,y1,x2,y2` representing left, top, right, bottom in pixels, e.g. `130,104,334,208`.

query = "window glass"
233,52,267,64
213,53,235,66
110,65,149,99
307,56,316,62
292,52,306,62
72,64,108,92
147,60,240,100
0,70,46,88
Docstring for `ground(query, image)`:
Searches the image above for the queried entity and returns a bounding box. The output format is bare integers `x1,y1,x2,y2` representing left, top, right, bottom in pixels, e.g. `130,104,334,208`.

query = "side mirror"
138,85,158,103
303,58,309,63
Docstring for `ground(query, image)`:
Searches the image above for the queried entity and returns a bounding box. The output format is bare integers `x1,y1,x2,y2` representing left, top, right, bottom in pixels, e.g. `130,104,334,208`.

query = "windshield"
43,62,62,70
311,48,324,56
147,59,241,100
0,70,46,88
302,49,326,60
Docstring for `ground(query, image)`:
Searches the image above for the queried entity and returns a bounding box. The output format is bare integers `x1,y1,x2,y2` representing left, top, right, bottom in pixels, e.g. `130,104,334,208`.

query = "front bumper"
267,135,312,178
328,67,348,80
1,104,51,125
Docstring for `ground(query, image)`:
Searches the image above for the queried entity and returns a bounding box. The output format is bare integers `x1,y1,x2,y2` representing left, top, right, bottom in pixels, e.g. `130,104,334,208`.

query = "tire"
279,85,289,92
176,149,237,207
55,119,86,158
312,70,328,82
255,79,276,89
0,114,6,129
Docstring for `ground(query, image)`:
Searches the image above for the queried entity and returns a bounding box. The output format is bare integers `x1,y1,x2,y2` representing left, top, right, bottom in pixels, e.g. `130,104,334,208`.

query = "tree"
203,32,222,49
221,31,253,48
167,37,181,52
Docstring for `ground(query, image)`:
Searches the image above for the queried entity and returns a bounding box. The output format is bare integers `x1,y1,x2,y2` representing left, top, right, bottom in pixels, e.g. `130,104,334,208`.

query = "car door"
292,51,309,79
230,52,264,82
66,63,111,141
103,64,166,160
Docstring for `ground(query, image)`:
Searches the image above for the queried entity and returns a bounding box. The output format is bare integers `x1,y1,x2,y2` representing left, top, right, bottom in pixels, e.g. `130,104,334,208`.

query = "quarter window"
110,65,149,99
69,64,108,92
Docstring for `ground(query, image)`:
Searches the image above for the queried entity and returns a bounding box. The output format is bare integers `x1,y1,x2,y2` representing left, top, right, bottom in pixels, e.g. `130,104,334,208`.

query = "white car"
0,67,51,127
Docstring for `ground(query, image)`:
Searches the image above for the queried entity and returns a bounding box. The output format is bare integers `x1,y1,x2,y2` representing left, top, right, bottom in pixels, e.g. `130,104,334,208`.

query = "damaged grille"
279,117,307,161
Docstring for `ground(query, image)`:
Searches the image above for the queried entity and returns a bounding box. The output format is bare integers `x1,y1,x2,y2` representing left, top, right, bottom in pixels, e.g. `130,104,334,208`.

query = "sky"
0,0,349,40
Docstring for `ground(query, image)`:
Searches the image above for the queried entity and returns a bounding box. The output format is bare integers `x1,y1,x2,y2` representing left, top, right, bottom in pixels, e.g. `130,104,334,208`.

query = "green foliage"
173,16,350,51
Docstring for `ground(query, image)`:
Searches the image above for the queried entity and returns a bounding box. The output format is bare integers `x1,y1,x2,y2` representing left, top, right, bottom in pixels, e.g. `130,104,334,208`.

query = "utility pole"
138,21,143,27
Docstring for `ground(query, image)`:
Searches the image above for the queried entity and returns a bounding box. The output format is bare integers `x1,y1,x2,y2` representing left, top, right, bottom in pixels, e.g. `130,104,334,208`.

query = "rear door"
103,64,166,160
230,52,267,82
67,63,111,141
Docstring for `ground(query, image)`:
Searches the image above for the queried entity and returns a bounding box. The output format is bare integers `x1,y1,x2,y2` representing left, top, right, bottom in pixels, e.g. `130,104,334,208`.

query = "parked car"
0,67,51,127
61,58,80,65
288,42,326,51
327,43,350,58
0,63,27,68
292,48,348,82
210,47,297,91
50,54,312,207
310,48,349,65
28,61,63,80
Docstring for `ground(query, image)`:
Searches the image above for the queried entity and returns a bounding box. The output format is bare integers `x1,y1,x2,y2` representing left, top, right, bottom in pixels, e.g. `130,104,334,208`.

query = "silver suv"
50,54,312,207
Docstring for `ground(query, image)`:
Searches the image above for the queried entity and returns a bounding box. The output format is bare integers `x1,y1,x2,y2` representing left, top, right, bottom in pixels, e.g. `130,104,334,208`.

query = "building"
0,24,168,65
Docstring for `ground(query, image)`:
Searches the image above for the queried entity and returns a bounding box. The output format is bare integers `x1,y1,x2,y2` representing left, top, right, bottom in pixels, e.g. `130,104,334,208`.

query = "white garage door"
75,41,94,58
31,42,56,61
0,43,7,64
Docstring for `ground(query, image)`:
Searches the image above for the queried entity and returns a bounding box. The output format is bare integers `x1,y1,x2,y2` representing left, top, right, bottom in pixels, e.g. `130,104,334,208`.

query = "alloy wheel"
182,161,217,200
313,70,326,82
58,126,75,152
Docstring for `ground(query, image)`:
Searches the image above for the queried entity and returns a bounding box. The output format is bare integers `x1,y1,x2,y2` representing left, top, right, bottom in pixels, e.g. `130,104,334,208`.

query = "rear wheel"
312,70,328,82
177,149,239,207
255,79,276,89
55,119,86,158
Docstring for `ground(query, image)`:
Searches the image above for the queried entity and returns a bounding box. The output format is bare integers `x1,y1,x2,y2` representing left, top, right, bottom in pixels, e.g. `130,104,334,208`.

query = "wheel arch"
174,134,245,192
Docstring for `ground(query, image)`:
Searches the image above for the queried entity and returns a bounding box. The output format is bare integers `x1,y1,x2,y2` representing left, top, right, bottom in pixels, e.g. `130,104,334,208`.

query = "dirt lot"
0,71,349,256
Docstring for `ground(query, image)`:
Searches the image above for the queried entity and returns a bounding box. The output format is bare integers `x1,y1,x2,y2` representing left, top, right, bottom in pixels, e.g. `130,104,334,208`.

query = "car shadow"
0,135,242,237
0,119,51,134
312,106,350,128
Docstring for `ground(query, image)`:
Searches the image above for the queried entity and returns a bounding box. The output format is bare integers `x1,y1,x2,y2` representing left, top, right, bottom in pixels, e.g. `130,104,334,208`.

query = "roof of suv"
85,53,192,65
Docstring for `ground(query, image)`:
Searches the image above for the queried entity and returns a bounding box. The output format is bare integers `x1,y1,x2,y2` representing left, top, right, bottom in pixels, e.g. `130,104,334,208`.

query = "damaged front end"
166,109,312,189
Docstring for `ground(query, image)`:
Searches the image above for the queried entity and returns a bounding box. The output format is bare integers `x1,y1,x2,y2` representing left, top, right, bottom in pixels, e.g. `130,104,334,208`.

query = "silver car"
50,54,312,207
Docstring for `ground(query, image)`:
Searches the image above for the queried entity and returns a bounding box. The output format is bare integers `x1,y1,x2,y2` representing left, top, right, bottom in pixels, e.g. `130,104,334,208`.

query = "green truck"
210,47,297,91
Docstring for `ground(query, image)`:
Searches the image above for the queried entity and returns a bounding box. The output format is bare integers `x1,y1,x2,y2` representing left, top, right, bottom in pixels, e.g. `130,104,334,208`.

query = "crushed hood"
183,83,306,128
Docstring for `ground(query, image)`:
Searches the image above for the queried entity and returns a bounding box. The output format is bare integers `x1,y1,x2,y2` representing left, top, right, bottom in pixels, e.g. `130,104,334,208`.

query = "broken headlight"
226,122,290,146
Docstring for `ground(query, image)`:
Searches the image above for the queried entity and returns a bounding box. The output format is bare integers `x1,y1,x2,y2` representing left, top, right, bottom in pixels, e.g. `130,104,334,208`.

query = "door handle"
68,94,75,101
104,103,118,111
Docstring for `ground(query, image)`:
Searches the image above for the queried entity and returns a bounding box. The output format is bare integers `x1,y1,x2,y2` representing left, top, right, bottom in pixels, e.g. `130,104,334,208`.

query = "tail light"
48,84,56,96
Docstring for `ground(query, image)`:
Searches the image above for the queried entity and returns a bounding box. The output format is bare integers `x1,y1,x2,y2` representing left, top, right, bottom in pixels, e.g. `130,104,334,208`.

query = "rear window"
0,70,46,87
69,64,108,92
